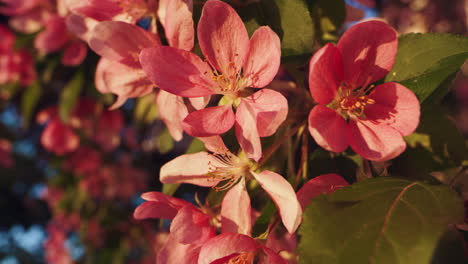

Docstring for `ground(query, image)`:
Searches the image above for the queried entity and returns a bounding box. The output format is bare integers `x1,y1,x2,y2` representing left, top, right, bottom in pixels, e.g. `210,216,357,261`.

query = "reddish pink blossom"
93,109,124,151
44,224,73,264
308,20,420,161
0,139,14,168
79,162,147,200
140,0,286,161
67,0,152,23
134,192,216,264
0,25,36,86
88,21,159,109
88,1,195,141
198,232,287,264
0,0,51,34
65,146,101,174
34,14,88,66
159,137,302,234
40,118,80,155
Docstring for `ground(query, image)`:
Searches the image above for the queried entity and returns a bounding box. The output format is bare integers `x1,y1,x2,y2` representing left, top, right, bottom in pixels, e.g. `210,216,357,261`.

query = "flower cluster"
0,0,424,262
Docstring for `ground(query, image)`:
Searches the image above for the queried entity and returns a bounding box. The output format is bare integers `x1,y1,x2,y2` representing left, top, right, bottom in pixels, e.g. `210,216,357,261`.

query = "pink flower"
307,20,420,161
88,0,193,107
34,14,88,66
67,0,151,23
40,118,80,155
44,224,73,264
65,146,101,174
198,232,287,264
134,192,216,264
0,139,14,168
139,0,287,161
0,25,36,86
159,137,302,234
0,0,51,34
88,0,196,141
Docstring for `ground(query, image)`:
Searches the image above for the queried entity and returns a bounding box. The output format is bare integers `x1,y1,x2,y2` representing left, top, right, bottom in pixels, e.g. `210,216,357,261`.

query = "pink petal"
297,174,349,209
157,234,202,264
0,25,15,50
198,136,230,154
160,152,223,187
347,119,406,161
242,89,288,137
134,192,192,220
41,118,80,155
189,96,211,110
221,178,252,235
198,233,259,264
139,46,216,97
61,40,87,66
243,26,281,88
197,0,249,73
88,21,159,68
65,14,99,42
365,82,420,136
0,0,39,15
170,205,215,245
337,20,398,88
34,16,69,54
157,90,189,141
308,105,348,152
141,192,190,208
308,43,343,105
235,100,262,161
9,10,45,34
251,170,302,234
133,201,180,220
95,58,154,109
67,0,123,21
182,105,235,137
159,0,194,51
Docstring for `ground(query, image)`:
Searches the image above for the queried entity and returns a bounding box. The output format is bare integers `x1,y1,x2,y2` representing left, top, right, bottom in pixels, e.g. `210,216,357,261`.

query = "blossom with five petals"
159,136,302,234
139,0,287,161
307,20,420,161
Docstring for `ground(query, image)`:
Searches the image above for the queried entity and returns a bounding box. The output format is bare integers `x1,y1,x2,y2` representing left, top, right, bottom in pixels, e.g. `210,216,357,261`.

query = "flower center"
332,82,375,119
207,153,250,191
206,57,249,97
228,252,255,264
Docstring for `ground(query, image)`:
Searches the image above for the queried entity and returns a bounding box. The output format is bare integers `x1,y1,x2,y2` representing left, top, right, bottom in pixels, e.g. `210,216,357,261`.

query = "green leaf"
185,138,205,154
385,33,468,104
239,0,315,58
59,71,83,122
20,81,42,128
309,0,346,43
416,106,468,164
390,106,467,180
156,128,174,154
134,93,158,124
252,201,276,238
299,177,464,264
